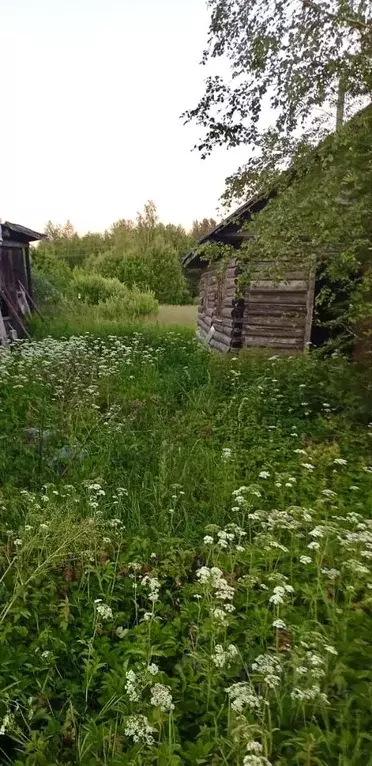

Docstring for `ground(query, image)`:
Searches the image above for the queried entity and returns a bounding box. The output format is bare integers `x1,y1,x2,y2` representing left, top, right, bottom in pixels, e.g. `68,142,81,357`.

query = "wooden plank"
243,335,303,348
0,287,31,339
243,325,305,338
245,305,307,317
250,280,308,291
211,330,232,347
244,314,306,328
304,268,316,350
0,305,8,347
247,292,307,305
209,338,231,354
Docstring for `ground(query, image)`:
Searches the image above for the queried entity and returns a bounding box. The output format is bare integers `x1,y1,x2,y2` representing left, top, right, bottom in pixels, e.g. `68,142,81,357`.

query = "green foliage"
71,272,125,306
0,330,372,764
35,202,196,305
230,105,372,347
183,0,372,201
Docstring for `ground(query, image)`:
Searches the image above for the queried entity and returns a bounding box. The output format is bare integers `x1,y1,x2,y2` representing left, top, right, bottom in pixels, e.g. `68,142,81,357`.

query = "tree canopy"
184,0,372,203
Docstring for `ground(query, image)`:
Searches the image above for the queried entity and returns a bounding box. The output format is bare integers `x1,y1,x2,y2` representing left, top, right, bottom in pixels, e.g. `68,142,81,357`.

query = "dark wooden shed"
183,197,315,354
0,221,46,345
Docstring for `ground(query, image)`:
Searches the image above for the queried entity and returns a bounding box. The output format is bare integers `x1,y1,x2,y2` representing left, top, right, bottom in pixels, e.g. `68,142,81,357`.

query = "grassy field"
145,304,198,327
1,328,372,765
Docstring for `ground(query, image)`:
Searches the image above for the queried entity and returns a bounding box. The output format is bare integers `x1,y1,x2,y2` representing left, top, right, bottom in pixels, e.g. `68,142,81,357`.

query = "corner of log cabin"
196,258,243,353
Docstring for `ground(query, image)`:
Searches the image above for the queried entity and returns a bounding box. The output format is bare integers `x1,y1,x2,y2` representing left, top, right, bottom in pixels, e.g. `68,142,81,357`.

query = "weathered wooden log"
245,313,306,327
247,292,307,305
210,331,231,347
209,338,231,353
245,305,307,317
250,280,308,291
243,325,305,338
243,335,303,348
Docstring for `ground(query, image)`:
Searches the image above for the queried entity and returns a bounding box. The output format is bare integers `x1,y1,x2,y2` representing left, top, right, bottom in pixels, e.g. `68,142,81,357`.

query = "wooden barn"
0,221,46,345
183,199,316,354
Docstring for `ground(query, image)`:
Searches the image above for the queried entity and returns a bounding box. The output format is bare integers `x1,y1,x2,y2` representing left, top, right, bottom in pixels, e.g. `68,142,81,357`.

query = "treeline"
32,202,216,305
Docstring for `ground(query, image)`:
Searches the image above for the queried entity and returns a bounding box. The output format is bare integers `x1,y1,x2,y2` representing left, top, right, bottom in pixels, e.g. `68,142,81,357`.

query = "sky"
0,0,251,234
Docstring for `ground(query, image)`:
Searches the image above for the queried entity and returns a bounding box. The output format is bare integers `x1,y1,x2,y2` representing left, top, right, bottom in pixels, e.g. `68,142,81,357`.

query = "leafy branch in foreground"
183,0,372,202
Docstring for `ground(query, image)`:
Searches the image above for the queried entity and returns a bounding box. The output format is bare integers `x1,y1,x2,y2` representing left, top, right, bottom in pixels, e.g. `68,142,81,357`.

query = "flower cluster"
251,653,282,689
212,643,239,668
124,714,155,745
150,683,174,712
225,682,265,712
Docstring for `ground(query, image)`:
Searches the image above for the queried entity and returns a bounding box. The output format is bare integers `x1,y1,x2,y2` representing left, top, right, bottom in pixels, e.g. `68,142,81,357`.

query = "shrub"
71,272,125,305
97,287,158,320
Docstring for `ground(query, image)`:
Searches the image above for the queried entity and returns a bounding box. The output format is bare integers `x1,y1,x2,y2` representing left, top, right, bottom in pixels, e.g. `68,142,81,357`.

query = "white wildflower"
222,448,232,460
212,608,229,627
116,626,128,639
212,643,238,668
125,670,141,702
308,541,320,550
334,458,347,466
147,663,159,676
96,603,113,621
294,449,307,454
150,683,174,712
14,538,22,547
324,644,338,655
0,712,14,736
226,682,264,712
141,575,161,603
301,463,315,471
259,471,270,479
300,555,312,564
272,619,286,629
203,535,214,545
124,714,155,745
321,567,340,580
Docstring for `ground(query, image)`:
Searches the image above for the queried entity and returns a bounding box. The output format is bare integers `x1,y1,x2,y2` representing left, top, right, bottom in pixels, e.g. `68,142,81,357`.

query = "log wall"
196,259,315,354
197,258,243,353
242,263,315,352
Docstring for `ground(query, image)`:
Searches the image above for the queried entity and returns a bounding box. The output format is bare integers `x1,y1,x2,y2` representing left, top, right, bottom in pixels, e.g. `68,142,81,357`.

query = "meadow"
1,326,372,765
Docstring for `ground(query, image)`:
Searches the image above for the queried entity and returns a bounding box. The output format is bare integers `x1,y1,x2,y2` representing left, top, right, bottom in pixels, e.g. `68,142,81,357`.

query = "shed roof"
0,221,47,244
183,190,276,269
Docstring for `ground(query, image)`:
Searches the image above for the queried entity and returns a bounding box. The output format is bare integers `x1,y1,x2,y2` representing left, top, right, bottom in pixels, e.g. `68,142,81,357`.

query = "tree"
191,218,217,240
183,0,372,203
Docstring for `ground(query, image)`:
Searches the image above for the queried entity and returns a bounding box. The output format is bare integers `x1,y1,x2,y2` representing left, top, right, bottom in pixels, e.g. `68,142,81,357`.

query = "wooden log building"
183,198,316,354
0,221,46,345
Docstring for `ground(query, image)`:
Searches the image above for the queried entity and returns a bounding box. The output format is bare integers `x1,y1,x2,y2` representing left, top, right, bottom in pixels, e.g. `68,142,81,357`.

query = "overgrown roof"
183,103,372,270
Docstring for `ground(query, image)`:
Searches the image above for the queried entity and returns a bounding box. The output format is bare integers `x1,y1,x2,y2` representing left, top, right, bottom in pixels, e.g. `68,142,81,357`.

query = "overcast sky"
0,0,251,233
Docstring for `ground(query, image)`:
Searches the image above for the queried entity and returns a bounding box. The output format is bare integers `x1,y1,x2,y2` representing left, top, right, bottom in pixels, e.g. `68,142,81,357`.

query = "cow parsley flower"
272,618,286,629
225,682,264,712
259,471,270,479
150,683,174,712
124,714,155,745
96,602,113,620
334,458,347,466
141,575,161,603
300,555,312,564
125,670,141,702
203,535,214,545
212,643,238,668
301,463,315,471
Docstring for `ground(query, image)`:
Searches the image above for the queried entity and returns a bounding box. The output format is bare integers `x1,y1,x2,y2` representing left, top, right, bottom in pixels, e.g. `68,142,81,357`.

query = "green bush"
71,272,126,305
97,287,158,320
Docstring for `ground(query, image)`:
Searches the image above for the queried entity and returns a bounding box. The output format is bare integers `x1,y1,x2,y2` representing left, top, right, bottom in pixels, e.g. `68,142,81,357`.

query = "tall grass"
0,330,372,764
